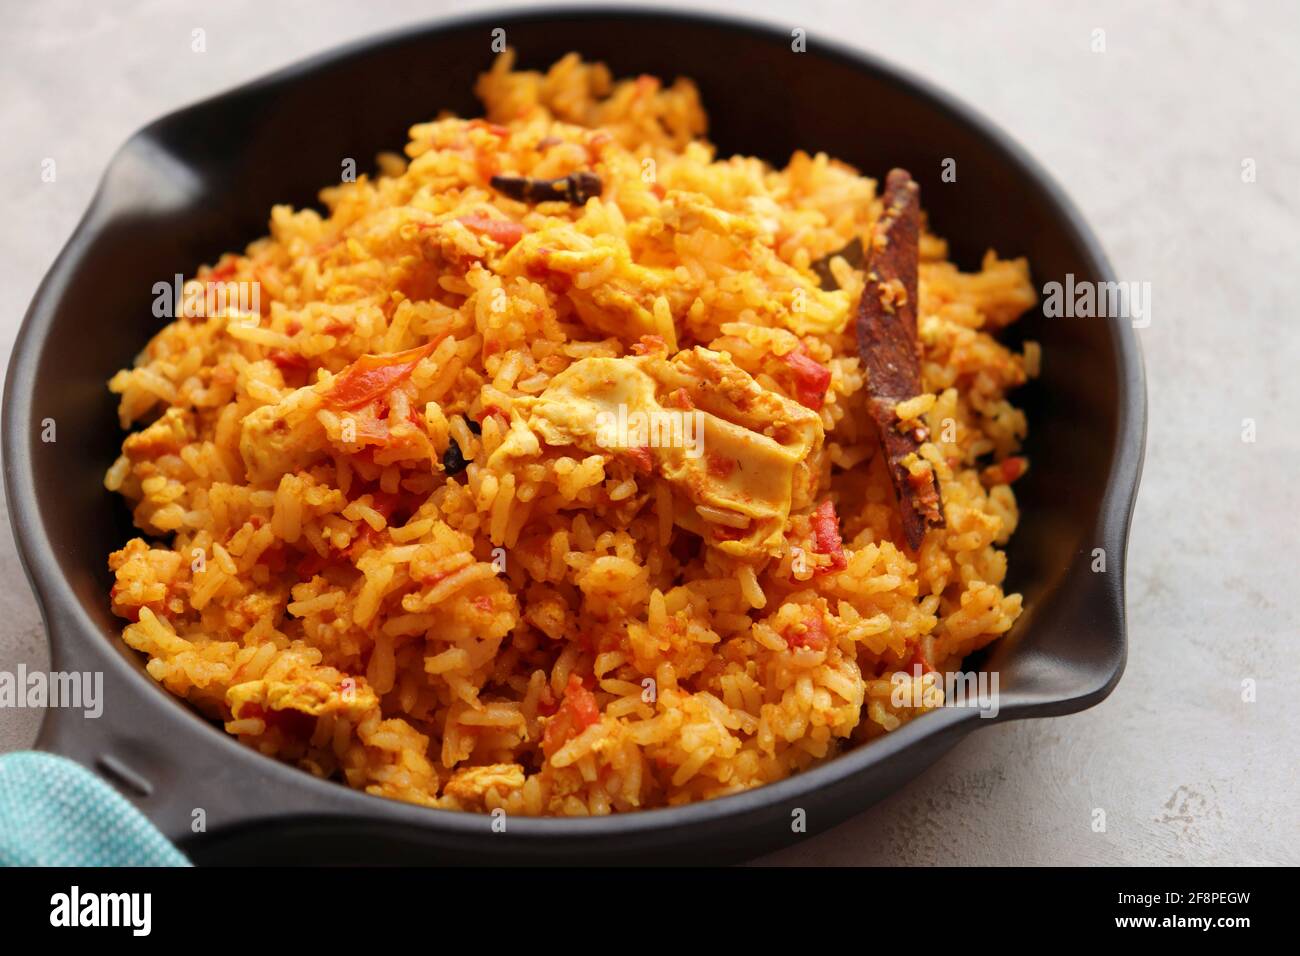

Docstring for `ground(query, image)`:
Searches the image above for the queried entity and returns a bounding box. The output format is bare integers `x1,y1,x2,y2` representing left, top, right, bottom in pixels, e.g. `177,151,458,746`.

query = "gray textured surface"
2,0,1297,865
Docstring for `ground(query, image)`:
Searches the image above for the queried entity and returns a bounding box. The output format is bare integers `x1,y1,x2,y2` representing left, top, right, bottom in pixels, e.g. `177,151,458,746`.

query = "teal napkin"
0,751,189,867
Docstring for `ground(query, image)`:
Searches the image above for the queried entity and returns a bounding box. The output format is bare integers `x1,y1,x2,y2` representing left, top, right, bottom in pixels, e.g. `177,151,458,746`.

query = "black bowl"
2,6,1145,864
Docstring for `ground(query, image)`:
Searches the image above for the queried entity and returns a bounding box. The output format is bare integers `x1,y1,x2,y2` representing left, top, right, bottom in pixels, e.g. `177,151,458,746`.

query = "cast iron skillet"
3,7,1145,864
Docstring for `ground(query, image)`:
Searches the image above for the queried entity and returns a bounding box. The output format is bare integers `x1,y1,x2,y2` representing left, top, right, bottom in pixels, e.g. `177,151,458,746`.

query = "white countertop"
2,0,1297,865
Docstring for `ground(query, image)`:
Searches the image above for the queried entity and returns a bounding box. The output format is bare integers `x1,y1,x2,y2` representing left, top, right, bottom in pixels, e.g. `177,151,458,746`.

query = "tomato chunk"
473,404,506,426
457,214,526,247
630,334,666,356
566,674,600,730
908,644,936,675
542,673,600,756
786,611,829,651
810,499,848,571
624,445,654,474
665,387,694,410
324,342,436,410
781,349,832,410
980,455,1029,487
269,349,309,374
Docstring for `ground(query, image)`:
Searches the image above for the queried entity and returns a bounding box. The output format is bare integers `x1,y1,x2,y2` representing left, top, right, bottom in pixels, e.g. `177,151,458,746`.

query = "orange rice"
104,51,1039,815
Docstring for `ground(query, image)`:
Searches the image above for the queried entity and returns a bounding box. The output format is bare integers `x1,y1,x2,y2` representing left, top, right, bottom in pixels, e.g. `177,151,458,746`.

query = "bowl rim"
2,4,1146,845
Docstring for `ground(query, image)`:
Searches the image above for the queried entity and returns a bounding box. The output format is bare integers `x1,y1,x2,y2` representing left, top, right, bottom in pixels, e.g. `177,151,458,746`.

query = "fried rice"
104,51,1039,815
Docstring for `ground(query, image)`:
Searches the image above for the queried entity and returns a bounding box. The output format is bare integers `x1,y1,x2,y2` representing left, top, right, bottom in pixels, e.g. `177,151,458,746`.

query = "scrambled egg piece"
556,250,667,342
238,391,325,485
122,407,195,461
227,669,378,724
442,763,527,806
512,347,822,558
